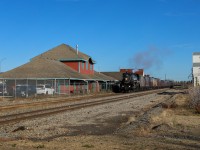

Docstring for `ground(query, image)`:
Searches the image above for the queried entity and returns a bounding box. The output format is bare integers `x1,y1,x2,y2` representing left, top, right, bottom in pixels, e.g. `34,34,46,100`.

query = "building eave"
59,58,87,62
59,57,96,64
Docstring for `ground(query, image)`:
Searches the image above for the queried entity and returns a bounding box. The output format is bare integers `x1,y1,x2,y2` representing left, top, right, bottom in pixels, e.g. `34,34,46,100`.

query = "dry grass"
188,87,200,113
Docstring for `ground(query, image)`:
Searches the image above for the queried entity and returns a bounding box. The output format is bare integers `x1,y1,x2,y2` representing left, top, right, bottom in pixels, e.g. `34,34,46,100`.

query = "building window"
90,64,93,71
82,62,84,69
86,61,88,70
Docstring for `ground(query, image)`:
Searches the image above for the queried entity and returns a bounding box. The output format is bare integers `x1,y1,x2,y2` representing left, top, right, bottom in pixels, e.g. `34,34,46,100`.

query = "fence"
0,78,113,99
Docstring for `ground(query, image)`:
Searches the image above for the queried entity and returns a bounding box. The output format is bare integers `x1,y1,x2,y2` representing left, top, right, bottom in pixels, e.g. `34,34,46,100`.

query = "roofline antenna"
76,44,78,55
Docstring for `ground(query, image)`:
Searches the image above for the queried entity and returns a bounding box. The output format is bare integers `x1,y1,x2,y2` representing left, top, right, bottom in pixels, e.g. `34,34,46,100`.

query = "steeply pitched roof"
0,43,115,81
0,58,115,81
31,44,95,63
0,58,84,79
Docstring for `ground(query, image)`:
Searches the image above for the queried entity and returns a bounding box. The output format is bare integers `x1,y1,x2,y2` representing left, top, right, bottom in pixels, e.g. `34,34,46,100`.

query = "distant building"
119,69,144,76
192,52,200,86
102,69,144,81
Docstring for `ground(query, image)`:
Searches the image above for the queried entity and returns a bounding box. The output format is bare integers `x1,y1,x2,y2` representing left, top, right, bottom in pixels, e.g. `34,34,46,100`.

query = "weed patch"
82,144,94,148
34,144,45,149
11,143,16,147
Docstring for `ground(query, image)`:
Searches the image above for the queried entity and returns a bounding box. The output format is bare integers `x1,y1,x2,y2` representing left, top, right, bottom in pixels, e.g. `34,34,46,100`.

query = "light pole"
0,58,6,73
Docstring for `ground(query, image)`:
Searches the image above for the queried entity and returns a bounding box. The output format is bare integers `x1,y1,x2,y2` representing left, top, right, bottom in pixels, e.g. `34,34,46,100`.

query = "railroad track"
0,89,168,125
0,93,117,112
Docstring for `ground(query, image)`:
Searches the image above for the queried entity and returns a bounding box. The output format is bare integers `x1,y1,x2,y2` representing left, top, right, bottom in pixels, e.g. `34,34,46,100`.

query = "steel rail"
0,89,168,111
0,89,167,125
0,93,118,111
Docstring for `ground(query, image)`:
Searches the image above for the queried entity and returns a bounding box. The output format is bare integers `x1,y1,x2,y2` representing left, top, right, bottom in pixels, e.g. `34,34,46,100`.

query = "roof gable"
0,58,114,81
31,44,95,63
0,58,86,79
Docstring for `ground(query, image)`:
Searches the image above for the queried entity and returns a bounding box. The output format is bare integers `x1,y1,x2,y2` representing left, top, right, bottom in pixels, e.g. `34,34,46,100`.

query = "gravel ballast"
0,90,172,140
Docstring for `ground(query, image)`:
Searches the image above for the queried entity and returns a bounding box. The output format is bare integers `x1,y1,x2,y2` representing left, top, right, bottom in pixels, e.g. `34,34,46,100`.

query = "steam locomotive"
120,72,140,92
112,71,173,93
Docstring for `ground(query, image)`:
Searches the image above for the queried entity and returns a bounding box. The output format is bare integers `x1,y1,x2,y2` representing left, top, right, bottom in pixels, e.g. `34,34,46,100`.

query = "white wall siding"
193,55,200,63
193,67,200,76
193,53,200,86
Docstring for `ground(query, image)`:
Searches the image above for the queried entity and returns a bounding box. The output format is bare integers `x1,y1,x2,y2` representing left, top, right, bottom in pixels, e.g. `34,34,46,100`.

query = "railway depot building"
0,44,115,97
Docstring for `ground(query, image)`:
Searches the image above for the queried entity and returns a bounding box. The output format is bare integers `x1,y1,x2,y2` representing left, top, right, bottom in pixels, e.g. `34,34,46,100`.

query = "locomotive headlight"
125,78,128,81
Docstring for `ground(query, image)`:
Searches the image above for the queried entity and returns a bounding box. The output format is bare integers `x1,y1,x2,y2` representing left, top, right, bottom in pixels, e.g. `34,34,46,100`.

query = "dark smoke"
130,46,171,71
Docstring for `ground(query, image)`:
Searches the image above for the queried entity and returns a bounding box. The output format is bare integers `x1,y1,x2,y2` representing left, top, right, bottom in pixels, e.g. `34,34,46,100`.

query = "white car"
36,84,55,95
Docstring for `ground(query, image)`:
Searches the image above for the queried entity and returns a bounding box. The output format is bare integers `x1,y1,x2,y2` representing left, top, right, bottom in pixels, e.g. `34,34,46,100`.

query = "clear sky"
0,0,199,81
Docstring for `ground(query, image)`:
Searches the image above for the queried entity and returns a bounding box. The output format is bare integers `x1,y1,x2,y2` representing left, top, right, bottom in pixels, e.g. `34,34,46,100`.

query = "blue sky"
0,0,199,81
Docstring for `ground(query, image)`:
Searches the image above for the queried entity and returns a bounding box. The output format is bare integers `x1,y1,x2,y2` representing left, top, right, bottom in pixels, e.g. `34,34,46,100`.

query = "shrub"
188,86,200,113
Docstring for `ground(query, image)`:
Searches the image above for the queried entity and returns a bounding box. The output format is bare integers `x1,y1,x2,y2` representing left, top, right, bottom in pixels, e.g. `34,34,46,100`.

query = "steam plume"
130,46,171,71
